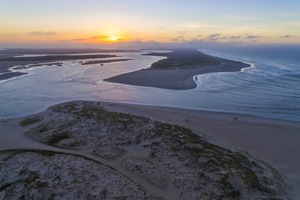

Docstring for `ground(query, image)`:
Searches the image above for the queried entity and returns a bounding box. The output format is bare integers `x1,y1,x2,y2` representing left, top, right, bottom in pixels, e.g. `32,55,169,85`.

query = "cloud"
60,37,91,42
206,33,221,41
186,39,205,44
220,35,242,41
61,35,126,43
199,34,264,43
245,35,262,39
63,36,101,42
28,31,57,36
228,36,241,39
208,34,221,38
280,35,292,38
171,36,186,42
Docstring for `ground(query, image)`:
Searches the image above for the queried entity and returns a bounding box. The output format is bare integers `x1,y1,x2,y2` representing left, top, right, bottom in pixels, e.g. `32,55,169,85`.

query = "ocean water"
0,47,299,121
198,46,300,121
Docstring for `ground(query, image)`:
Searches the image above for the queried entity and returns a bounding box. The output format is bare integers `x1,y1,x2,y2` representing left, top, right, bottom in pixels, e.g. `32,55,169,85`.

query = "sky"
0,0,300,48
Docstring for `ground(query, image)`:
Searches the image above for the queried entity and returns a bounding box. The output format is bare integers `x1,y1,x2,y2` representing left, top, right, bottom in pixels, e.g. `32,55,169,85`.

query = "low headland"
1,101,299,199
105,49,250,90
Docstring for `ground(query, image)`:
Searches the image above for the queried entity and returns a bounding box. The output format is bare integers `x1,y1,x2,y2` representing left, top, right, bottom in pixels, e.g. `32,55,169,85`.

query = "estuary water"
0,47,299,121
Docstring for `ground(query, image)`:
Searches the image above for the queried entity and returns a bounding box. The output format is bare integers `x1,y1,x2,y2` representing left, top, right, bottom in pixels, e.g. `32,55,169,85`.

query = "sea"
0,46,299,121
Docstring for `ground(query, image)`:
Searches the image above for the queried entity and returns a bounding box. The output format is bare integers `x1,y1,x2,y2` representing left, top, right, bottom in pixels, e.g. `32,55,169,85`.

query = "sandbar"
0,53,127,81
105,49,250,90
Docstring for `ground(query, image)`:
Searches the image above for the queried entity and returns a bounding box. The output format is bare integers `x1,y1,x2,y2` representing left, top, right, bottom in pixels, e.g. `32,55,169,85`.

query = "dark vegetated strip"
0,48,138,55
0,54,119,62
20,116,43,127
82,59,132,65
47,132,71,145
143,49,221,69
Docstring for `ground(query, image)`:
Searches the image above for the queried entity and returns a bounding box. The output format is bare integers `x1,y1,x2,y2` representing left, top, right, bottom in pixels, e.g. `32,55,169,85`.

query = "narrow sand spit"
1,101,299,199
105,50,250,90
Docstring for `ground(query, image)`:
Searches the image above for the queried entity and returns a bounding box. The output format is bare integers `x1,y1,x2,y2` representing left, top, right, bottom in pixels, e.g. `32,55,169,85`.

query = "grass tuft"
20,116,43,127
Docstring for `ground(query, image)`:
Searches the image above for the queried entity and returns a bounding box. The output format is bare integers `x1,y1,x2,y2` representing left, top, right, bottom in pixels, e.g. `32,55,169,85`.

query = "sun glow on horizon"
108,36,120,42
1,0,300,47
99,29,124,44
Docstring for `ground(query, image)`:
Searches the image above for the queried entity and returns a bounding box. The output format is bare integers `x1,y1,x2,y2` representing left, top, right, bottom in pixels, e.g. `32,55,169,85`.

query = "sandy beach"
1,101,299,199
105,50,250,90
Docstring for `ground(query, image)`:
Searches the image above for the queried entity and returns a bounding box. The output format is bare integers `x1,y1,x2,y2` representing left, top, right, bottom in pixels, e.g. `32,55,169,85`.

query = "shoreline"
0,53,126,82
1,100,298,198
1,49,250,89
105,49,250,90
1,93,299,123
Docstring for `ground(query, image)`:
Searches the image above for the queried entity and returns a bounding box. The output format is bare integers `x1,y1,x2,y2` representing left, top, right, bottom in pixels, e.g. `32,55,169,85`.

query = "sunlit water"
0,48,299,121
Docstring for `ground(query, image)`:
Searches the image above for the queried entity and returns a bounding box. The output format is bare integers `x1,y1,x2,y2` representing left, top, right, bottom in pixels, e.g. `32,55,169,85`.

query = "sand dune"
1,101,298,199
